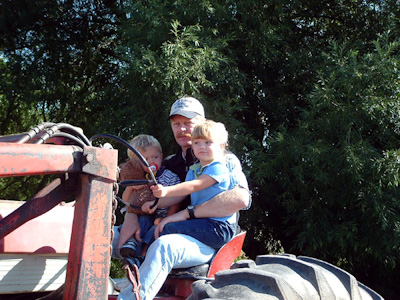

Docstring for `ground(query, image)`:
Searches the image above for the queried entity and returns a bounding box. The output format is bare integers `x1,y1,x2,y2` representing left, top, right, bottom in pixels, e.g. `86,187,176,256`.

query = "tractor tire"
188,254,384,300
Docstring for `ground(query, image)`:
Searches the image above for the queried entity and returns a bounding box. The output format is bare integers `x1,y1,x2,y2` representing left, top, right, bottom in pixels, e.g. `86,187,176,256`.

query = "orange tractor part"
0,141,118,300
0,126,246,300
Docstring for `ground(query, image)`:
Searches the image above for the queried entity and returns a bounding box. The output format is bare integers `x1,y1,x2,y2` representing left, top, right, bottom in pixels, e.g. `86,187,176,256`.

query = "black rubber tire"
188,254,384,300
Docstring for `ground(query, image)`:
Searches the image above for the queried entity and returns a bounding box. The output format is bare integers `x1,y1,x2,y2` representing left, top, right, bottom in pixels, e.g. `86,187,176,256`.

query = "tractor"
0,123,384,300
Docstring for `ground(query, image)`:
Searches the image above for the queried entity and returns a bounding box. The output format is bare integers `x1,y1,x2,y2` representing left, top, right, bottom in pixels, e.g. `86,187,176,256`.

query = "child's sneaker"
119,238,138,258
121,256,144,271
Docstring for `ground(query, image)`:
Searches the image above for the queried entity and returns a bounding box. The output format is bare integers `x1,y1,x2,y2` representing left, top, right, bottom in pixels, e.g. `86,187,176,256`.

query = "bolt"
85,153,94,163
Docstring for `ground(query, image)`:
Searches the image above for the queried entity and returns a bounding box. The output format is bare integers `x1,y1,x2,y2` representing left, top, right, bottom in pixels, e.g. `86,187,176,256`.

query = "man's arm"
193,152,251,218
191,186,250,218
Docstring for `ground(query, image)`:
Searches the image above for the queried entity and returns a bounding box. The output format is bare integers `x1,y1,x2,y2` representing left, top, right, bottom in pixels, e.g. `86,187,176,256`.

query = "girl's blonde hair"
127,134,162,159
191,120,228,146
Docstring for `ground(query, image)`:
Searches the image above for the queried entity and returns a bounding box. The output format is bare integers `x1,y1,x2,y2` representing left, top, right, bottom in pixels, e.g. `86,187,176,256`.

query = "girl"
150,120,237,249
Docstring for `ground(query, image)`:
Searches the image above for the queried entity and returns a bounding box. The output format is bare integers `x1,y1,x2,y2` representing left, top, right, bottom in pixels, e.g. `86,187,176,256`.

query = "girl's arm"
166,203,181,216
153,203,181,225
154,209,189,239
151,174,216,198
141,195,186,214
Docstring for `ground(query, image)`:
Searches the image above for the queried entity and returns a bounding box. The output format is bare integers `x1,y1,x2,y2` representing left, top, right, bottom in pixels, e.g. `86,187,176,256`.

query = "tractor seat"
169,230,246,280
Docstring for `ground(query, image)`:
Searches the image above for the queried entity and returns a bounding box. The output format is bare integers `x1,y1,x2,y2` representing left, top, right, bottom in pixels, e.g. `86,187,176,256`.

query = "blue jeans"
112,215,155,259
117,234,216,300
142,225,157,245
160,218,236,249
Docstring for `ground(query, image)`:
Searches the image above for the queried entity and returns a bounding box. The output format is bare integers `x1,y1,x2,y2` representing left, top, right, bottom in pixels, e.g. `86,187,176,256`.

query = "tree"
1,0,400,297
0,0,121,199
253,37,400,299
0,0,121,135
113,0,250,157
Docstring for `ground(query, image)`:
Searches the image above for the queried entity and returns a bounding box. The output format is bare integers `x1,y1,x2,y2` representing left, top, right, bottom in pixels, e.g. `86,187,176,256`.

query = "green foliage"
234,250,251,263
2,0,400,298
0,0,121,135
254,36,400,298
110,258,125,279
115,0,249,156
0,0,122,199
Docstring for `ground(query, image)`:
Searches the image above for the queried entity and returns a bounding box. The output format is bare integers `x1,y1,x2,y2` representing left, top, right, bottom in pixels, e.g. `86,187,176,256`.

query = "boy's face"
140,146,163,172
170,115,202,150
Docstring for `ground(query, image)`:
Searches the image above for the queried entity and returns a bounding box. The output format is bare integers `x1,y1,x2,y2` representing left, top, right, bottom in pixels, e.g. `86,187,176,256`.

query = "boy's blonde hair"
127,134,162,159
191,120,228,146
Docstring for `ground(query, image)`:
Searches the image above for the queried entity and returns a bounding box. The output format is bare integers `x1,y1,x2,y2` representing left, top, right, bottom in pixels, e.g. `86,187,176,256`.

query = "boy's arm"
122,187,133,202
123,185,148,213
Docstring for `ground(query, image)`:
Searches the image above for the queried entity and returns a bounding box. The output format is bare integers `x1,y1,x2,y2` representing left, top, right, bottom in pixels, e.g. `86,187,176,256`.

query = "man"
163,97,249,216
117,97,250,300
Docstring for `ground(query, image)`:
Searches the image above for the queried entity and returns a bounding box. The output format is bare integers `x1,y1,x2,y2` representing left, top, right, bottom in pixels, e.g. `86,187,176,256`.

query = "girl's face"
192,137,224,165
140,146,163,172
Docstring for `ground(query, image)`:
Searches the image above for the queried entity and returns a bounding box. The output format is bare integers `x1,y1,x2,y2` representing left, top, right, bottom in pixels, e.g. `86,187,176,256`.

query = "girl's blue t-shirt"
186,161,236,224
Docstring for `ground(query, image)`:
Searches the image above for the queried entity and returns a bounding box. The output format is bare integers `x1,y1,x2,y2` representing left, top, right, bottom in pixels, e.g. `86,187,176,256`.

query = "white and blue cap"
168,97,205,119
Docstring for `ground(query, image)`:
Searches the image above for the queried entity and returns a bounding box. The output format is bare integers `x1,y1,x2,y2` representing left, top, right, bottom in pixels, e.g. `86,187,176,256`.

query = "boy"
119,134,181,268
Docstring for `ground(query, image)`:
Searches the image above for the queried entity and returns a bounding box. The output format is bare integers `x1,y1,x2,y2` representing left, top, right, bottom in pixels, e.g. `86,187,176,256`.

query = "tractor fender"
188,254,384,300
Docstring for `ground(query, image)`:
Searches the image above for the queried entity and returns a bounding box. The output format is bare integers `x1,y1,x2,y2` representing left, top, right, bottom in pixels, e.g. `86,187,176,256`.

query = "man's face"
170,115,201,149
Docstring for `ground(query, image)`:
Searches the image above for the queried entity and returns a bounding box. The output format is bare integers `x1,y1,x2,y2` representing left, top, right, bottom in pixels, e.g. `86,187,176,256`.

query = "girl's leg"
160,219,236,249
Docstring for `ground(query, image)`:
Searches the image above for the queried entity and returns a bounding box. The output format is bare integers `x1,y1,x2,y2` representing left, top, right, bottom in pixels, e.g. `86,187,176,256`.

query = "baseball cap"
168,97,205,119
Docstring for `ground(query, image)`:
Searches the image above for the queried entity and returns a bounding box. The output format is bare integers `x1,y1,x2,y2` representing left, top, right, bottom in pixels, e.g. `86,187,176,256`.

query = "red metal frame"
0,140,247,300
0,199,74,254
0,142,118,300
